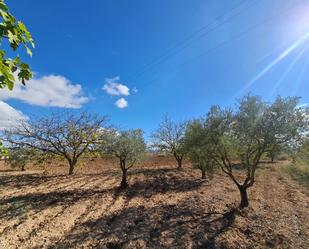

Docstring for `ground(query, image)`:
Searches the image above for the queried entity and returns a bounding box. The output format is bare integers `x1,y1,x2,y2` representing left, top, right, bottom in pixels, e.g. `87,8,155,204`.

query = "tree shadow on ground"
121,174,204,201
48,198,237,249
113,167,205,204
0,169,117,189
0,169,204,224
0,173,71,189
0,187,116,221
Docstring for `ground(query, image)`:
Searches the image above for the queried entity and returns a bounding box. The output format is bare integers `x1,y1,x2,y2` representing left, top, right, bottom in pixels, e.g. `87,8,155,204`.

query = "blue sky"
1,0,309,139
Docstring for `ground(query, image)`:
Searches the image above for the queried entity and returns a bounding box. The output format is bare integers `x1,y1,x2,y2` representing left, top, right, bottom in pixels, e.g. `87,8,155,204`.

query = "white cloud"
115,98,128,109
0,74,88,108
132,87,138,93
0,101,27,130
103,76,130,96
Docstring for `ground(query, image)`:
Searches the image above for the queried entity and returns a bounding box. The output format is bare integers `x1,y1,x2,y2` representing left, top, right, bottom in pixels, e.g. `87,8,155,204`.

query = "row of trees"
1,95,308,208
3,112,146,189
151,95,308,208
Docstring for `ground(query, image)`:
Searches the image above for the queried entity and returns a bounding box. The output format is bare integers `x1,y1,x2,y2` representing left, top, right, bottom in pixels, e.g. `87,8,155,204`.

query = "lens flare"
269,43,309,97
238,31,309,96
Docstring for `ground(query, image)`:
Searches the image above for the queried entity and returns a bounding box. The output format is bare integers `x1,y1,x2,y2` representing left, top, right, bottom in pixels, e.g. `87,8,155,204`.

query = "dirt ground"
0,156,308,249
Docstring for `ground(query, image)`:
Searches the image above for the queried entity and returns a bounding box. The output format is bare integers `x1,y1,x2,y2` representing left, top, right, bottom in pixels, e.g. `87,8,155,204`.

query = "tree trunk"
271,155,275,163
201,169,206,179
174,153,182,168
238,185,249,209
21,165,25,171
68,162,75,175
120,168,128,189
119,159,128,189
177,158,182,168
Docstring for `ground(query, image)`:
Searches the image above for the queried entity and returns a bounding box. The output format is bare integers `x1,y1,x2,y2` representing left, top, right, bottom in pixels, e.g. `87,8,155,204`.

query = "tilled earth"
0,159,308,249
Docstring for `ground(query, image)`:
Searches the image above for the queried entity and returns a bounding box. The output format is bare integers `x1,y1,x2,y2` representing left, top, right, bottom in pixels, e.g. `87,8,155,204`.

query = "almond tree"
151,115,187,168
5,111,108,175
101,129,146,189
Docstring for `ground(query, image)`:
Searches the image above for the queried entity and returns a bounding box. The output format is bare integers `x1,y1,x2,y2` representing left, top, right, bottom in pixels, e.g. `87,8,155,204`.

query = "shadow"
0,169,20,173
126,176,203,199
0,173,76,189
133,167,180,175
196,208,237,248
0,172,113,189
0,187,116,221
116,168,205,203
48,198,237,249
0,174,53,189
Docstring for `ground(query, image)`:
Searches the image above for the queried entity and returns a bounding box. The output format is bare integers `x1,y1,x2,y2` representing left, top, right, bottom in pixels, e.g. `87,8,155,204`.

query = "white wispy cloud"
132,87,138,93
103,76,130,96
0,101,27,130
0,74,88,108
115,98,128,109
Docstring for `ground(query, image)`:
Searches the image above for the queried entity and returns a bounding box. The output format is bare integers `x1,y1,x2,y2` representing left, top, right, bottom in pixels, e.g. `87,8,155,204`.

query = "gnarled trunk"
68,159,76,175
174,153,183,168
201,169,206,179
120,159,128,189
238,185,249,209
120,169,128,189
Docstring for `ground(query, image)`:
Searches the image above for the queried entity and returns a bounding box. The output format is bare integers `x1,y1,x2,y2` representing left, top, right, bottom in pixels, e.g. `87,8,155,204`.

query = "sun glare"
237,31,309,96
289,3,309,36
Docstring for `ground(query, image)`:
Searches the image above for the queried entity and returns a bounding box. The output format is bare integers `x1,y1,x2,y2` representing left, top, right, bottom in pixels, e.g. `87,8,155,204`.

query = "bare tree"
151,115,187,168
101,129,146,189
5,111,108,175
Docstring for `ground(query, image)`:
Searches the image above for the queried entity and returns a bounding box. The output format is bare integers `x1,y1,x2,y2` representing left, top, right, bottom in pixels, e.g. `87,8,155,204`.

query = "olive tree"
102,129,146,189
0,0,34,89
0,140,8,157
184,120,217,179
5,112,108,175
151,115,187,168
6,146,33,171
195,96,308,208
266,144,282,163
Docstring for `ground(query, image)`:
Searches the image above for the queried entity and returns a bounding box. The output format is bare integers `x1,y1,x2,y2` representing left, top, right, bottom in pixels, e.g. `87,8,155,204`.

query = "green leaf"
25,45,32,57
7,79,14,90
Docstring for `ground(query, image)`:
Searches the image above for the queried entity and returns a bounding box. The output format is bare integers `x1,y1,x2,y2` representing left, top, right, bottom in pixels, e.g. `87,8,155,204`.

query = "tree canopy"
151,115,187,168
184,120,218,179
0,139,7,156
5,111,108,175
101,129,146,188
0,0,34,90
184,95,309,208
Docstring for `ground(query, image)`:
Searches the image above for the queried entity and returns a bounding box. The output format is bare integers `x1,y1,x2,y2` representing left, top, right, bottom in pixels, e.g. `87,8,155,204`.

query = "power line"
138,0,307,90
128,0,256,82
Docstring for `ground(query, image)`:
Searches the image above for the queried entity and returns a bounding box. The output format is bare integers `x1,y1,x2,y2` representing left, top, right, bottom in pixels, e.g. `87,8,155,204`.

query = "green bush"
283,141,309,186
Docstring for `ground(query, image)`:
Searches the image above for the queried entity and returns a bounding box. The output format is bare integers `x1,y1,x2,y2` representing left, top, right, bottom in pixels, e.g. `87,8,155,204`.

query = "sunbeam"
269,43,309,97
237,31,309,96
292,50,309,95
